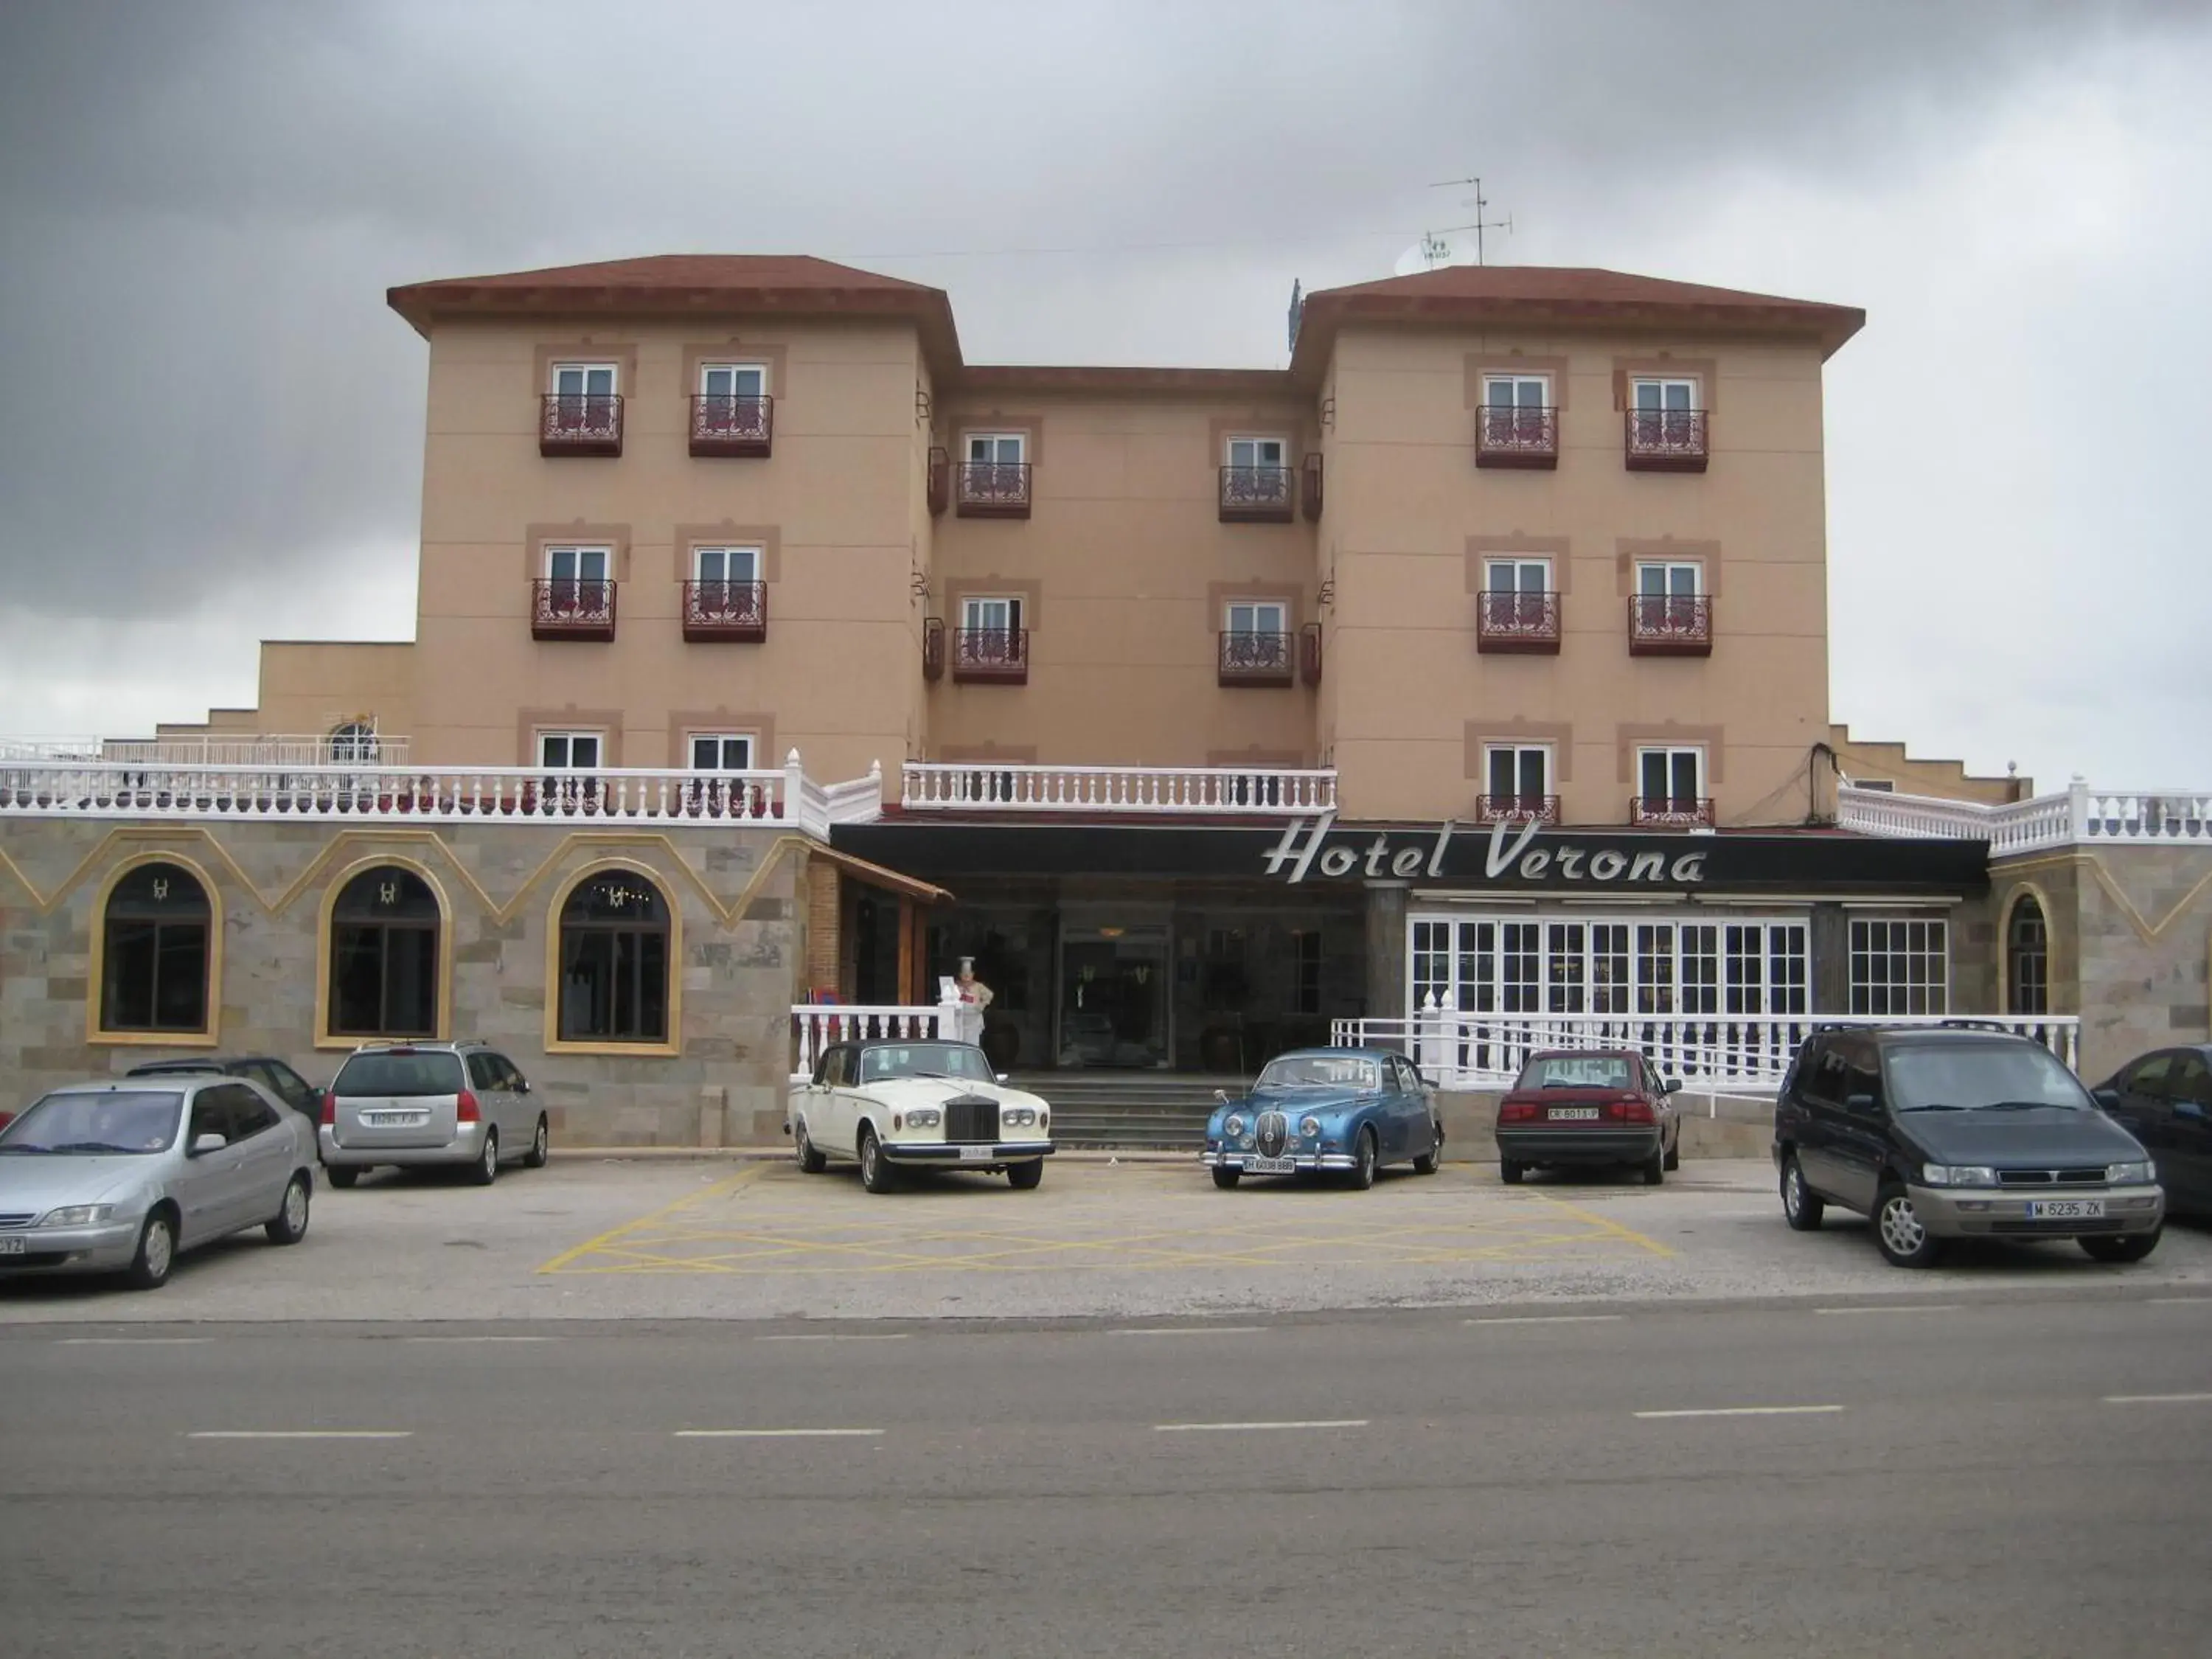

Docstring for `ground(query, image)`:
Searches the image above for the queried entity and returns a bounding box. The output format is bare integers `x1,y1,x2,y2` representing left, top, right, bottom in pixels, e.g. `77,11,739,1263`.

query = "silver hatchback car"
318,1041,549,1188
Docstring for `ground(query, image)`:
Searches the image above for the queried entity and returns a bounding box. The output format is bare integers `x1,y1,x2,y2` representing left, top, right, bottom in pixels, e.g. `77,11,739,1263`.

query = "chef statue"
953,956,994,1047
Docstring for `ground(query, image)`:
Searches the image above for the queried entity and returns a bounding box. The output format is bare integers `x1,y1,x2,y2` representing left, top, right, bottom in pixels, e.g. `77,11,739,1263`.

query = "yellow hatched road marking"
535,1164,771,1273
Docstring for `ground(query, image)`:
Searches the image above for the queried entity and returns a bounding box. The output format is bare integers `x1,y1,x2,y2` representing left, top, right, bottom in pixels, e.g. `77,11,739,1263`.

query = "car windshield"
333,1051,466,1097
0,1090,184,1154
860,1043,995,1084
1886,1043,2090,1113
1256,1054,1383,1091
1517,1054,1636,1091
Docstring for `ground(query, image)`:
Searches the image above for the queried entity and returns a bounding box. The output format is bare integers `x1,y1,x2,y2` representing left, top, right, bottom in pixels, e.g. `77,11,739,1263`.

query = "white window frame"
1484,557,1552,595
691,545,761,585
1483,373,1551,409
686,732,757,772
698,361,768,399
964,431,1026,465
1225,600,1288,637
1410,912,1811,1023
1630,375,1699,412
544,544,611,584
1483,743,1552,802
549,361,618,397
537,731,604,770
1635,560,1703,598
961,594,1023,633
1848,917,1950,1016
1225,434,1288,469
1636,745,1705,804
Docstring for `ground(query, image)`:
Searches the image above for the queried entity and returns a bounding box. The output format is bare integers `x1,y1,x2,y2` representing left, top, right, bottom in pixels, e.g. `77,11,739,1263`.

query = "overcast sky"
1,0,2208,790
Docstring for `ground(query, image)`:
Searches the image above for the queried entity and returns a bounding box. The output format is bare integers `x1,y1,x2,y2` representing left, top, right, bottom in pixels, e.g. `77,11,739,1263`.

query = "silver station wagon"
318,1041,549,1188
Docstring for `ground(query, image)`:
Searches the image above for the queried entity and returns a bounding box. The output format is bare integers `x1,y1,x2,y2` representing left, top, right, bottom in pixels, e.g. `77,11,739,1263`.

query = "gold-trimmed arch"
85,849,225,1048
1996,878,2058,1016
313,852,456,1049
543,855,685,1058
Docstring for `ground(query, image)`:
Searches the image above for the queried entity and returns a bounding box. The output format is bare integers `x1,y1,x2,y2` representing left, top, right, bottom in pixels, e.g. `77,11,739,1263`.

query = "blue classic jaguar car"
1203,1048,1444,1189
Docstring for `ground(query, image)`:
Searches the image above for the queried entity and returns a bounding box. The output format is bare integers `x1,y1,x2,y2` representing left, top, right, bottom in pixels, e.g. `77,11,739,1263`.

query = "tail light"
318,1092,337,1127
456,1090,481,1124
1498,1100,1540,1124
1608,1097,1655,1124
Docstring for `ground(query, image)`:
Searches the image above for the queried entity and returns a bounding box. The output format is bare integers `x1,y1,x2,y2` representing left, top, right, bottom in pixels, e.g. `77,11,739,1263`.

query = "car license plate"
366,1110,425,1127
1548,1107,1601,1121
0,1236,25,1255
1245,1156,1297,1175
2026,1198,2105,1220
957,1144,994,1162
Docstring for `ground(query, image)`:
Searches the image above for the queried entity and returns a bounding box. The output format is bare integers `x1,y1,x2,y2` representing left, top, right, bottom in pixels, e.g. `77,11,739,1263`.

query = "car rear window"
333,1051,466,1098
1517,1054,1635,1091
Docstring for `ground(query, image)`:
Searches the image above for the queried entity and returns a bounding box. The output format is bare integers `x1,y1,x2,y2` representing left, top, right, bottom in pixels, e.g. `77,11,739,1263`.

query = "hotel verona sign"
1260,813,1711,888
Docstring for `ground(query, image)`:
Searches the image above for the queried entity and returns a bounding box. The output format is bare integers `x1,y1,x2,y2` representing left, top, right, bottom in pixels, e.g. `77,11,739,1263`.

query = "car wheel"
1413,1125,1442,1175
1663,1127,1681,1172
858,1127,897,1194
1780,1151,1824,1231
265,1174,311,1245
1500,1158,1525,1186
1874,1182,1944,1268
125,1209,176,1291
1211,1166,1242,1190
1641,1144,1665,1186
325,1165,361,1190
469,1129,499,1187
1348,1127,1377,1190
794,1119,827,1175
1006,1159,1043,1191
524,1115,551,1169
2080,1229,2160,1264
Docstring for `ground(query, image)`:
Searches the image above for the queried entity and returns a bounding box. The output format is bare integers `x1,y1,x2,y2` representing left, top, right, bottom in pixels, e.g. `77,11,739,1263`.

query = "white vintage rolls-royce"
787,1038,1054,1193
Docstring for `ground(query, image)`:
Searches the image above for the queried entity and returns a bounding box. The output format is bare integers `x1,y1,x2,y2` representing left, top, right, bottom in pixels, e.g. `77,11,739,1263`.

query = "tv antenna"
1427,175,1512,265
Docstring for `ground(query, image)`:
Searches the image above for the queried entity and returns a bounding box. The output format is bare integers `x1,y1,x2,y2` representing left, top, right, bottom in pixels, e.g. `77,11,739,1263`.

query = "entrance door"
1057,931,1169,1069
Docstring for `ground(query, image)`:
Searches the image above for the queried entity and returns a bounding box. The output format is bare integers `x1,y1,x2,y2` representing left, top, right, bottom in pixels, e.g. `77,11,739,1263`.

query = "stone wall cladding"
0,817,803,1147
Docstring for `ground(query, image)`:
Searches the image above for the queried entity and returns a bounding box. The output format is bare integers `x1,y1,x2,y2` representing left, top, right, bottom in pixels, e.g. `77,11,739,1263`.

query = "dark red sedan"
1495,1048,1683,1186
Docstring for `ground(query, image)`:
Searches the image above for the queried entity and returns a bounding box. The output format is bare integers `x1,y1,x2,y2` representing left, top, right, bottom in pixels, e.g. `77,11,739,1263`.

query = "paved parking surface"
4,1155,2208,1324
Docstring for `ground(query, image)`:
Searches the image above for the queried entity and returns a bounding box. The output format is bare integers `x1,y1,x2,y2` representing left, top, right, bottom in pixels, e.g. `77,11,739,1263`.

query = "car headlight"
2107,1160,2155,1186
1921,1165,1998,1188
906,1107,941,1130
1005,1107,1036,1127
38,1204,114,1228
1225,1114,1245,1138
1300,1116,1322,1139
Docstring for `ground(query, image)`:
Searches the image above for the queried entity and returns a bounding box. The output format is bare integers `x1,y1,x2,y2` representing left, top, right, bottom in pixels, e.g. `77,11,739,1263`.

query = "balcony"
952,627,1029,684
926,446,950,516
689,394,773,458
1628,594,1714,656
1301,452,1324,521
1630,796,1717,829
539,393,622,457
681,580,766,643
1219,465,1295,524
1475,793,1562,826
956,461,1032,518
1475,406,1559,469
900,761,1337,816
1624,408,1708,472
1476,591,1562,654
1219,630,1295,688
531,578,616,641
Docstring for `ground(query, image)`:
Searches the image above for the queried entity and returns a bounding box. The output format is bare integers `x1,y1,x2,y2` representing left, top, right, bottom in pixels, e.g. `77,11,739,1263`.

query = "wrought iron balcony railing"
1219,630,1295,687
689,394,773,457
1630,796,1717,829
1624,408,1708,471
956,462,1032,518
1476,591,1562,653
1476,406,1559,468
952,627,1029,684
1475,793,1562,825
531,578,616,641
1219,465,1295,523
1628,594,1713,655
540,393,623,456
681,580,766,642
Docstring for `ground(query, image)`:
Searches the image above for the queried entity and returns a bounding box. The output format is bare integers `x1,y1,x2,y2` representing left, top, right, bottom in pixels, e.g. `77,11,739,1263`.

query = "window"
1631,376,1697,414
1485,374,1550,411
692,545,759,588
1637,747,1704,807
1486,558,1551,596
967,432,1025,465
2007,894,2049,1016
538,731,602,770
328,722,378,763
329,866,439,1038
552,362,617,399
226,1085,282,1141
700,362,766,401
1291,928,1322,1015
1636,560,1701,600
548,362,617,433
1849,918,1949,1016
100,863,212,1034
1226,436,1286,469
1852,779,1896,793
244,1059,317,1115
1484,744,1550,803
558,872,672,1044
545,544,610,587
2120,1054,2174,1099
689,734,755,771
961,595,1023,635
1225,601,1287,637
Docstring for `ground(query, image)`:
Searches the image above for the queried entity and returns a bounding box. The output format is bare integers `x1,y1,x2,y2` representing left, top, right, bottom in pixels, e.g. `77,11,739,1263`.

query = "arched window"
2008,894,2049,1015
330,866,440,1037
329,722,379,763
101,863,212,1032
558,872,670,1043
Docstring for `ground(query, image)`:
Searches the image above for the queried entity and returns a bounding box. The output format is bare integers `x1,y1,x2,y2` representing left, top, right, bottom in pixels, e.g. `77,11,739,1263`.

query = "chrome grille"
944,1096,998,1144
1997,1167,2107,1187
0,1211,36,1230
1256,1112,1289,1158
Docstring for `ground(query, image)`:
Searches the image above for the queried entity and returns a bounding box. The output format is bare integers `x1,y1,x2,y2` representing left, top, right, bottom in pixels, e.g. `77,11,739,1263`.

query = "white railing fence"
1332,1003,2082,1105
1838,777,2212,855
0,733,411,766
790,990,977,1079
900,761,1336,816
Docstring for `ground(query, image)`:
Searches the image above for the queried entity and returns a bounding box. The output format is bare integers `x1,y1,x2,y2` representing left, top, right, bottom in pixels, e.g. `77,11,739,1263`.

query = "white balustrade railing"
1332,1004,2081,1099
0,733,409,766
1838,778,2212,854
901,761,1336,815
790,993,970,1079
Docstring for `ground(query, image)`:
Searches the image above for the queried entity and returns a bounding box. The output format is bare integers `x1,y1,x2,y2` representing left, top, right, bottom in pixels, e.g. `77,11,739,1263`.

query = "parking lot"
4,1152,2210,1326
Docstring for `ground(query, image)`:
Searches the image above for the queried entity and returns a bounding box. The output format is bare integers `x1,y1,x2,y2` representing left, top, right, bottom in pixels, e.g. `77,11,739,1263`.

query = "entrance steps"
1014,1073,1248,1150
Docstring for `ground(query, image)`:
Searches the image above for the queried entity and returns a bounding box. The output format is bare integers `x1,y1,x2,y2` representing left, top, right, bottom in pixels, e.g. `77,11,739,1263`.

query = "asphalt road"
4,1295,2210,1657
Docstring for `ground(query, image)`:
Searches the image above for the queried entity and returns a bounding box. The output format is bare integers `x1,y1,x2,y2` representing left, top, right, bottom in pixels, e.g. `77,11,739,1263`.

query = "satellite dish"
1393,229,1480,276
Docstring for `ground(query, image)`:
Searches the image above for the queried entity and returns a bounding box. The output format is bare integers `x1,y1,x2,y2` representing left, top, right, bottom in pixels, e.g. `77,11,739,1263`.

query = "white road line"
1635,1405,1847,1420
2145,1297,2212,1306
187,1430,413,1441
1109,1326,1268,1337
1465,1314,1624,1326
1812,1305,1962,1316
672,1427,886,1439
756,1333,911,1343
58,1337,215,1346
1154,1419,1369,1433
399,1335,557,1344
2102,1392,2212,1405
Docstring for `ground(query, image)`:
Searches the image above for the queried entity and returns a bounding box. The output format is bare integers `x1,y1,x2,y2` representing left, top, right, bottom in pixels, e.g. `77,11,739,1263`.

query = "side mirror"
190,1132,228,1156
2092,1088,2121,1110
516,1079,532,1095
1662,1079,1684,1096
1844,1092,1878,1116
